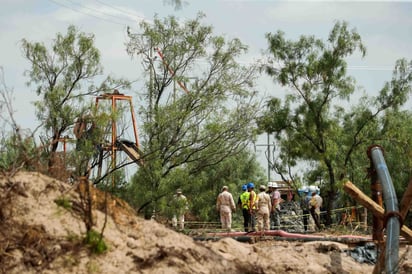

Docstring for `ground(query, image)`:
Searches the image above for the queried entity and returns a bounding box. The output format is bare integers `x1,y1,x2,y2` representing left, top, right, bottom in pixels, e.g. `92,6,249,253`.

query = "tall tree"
21,25,130,176
374,110,412,195
125,13,260,212
259,21,412,225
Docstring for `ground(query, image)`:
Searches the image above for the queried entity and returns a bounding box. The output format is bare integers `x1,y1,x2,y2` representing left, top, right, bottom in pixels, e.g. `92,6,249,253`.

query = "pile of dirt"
0,171,411,273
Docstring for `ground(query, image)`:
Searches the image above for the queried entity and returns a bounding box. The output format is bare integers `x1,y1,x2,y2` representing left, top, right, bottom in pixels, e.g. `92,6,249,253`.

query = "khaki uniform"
309,193,322,230
257,191,272,231
216,190,236,230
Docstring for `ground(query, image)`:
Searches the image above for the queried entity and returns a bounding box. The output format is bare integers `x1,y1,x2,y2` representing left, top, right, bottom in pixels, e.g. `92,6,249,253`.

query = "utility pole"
254,132,274,182
149,42,153,123
267,133,270,181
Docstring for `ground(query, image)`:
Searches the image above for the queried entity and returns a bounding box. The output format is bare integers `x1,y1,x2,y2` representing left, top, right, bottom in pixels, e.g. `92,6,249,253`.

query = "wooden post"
343,181,412,243
399,178,412,221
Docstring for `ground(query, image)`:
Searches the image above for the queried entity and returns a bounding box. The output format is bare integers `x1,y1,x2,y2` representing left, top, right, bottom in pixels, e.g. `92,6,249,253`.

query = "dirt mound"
0,172,410,273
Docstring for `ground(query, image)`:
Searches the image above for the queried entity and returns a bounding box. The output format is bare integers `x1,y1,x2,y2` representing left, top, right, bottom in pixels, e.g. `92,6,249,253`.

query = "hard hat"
259,185,266,191
242,184,247,191
272,182,278,188
268,182,273,188
247,182,254,189
222,185,228,191
176,188,182,194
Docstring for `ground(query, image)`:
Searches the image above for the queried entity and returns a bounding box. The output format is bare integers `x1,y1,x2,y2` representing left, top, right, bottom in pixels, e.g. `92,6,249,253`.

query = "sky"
1,0,411,181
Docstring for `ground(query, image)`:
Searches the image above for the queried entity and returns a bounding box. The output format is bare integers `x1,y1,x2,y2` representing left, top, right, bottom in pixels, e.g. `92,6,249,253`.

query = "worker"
216,186,236,231
239,184,251,232
247,182,258,232
267,182,274,227
309,191,323,230
256,185,272,232
301,188,311,232
170,188,189,230
271,183,282,230
267,182,273,195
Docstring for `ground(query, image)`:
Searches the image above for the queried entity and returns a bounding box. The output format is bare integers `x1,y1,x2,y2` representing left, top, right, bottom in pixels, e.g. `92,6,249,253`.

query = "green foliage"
84,229,107,254
54,196,72,209
375,110,412,196
22,25,102,133
260,21,412,225
186,150,265,223
0,131,39,171
122,14,261,215
121,148,265,222
21,25,130,176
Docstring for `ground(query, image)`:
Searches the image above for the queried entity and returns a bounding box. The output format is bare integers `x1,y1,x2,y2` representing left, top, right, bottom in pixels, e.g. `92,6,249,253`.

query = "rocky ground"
1,171,411,274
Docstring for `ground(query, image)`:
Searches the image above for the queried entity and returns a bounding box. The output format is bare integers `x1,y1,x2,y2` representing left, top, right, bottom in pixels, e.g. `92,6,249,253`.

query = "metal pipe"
368,145,400,274
368,154,384,243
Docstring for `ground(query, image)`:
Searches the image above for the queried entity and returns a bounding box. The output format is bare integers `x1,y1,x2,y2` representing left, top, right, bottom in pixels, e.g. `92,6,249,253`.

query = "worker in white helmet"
270,183,282,230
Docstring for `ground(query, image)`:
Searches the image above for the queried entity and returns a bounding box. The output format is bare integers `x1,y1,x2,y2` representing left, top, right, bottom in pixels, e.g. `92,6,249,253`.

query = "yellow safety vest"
249,190,258,210
240,191,250,209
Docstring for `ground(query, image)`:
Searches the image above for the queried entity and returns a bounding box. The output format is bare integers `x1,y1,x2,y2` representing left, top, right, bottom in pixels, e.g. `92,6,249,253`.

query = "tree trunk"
48,133,61,176
324,160,336,226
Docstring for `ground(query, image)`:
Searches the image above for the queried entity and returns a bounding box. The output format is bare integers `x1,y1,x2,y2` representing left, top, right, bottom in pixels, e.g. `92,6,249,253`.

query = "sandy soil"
0,171,411,274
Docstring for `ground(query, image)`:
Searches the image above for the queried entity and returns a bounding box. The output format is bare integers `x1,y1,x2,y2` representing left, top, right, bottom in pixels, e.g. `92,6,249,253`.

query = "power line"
48,0,129,26
48,0,396,73
64,0,138,24
93,0,147,23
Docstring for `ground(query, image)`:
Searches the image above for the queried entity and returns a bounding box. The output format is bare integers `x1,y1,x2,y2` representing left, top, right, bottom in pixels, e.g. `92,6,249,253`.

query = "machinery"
93,91,144,182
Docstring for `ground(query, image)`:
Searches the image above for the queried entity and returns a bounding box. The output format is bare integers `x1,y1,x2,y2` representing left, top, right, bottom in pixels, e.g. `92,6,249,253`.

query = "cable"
48,0,128,26
65,0,137,24
93,0,147,23
49,1,401,72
